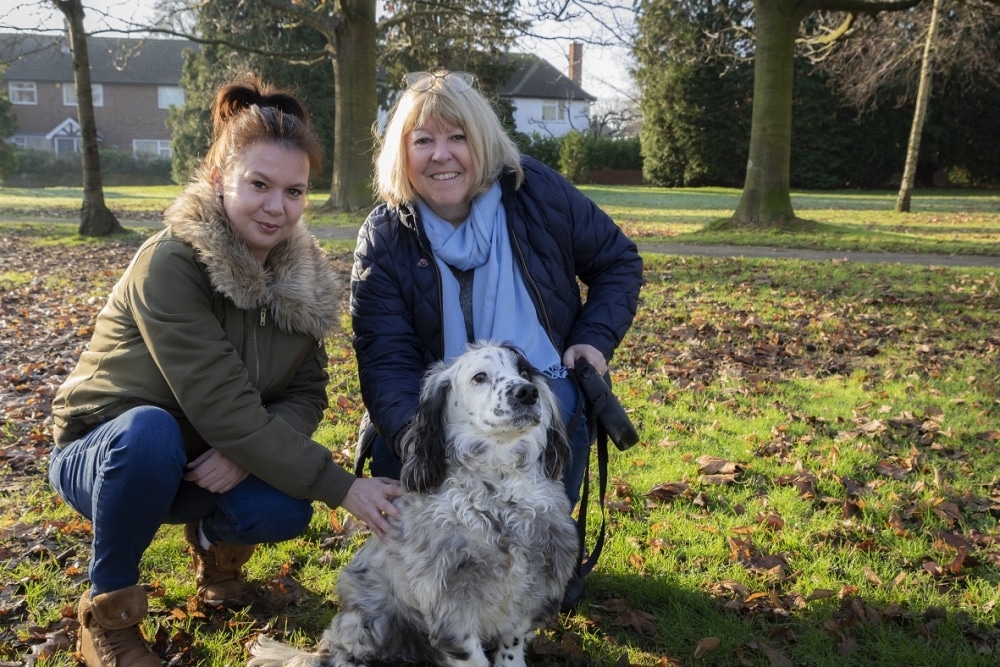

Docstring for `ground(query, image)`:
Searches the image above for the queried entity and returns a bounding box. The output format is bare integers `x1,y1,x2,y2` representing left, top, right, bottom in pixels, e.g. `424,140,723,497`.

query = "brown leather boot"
184,522,255,607
77,586,161,667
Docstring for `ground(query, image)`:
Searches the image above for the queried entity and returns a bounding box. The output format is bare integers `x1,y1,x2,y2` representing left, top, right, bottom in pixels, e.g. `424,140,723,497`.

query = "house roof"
0,33,197,85
498,53,595,103
0,33,592,103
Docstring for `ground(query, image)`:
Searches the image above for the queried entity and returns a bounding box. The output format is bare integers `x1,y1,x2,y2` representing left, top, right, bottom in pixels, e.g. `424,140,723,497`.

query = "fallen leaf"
693,636,721,659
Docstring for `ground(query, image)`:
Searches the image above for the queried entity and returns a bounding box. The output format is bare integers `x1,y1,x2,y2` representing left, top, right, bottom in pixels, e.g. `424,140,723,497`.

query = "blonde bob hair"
373,72,524,209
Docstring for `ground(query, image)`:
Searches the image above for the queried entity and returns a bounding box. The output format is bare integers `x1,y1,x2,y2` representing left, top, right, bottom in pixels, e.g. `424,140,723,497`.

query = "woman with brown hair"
48,74,401,666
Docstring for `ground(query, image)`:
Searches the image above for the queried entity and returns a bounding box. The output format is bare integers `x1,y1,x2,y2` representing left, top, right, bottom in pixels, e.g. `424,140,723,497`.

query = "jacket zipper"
509,222,555,341
410,207,448,359
252,307,265,385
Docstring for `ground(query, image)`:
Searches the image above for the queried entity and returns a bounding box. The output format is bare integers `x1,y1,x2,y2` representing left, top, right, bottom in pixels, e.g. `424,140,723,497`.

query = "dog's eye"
520,370,530,380
473,372,489,384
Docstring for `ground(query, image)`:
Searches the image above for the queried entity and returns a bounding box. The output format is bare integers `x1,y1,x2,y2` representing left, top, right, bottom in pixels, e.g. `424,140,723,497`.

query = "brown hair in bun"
203,73,322,177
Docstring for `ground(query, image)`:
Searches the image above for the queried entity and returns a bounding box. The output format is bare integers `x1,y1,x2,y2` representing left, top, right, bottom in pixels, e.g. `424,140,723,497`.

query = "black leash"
567,378,610,579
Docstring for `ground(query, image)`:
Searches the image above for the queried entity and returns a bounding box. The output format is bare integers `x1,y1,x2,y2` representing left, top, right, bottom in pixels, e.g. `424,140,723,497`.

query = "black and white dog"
248,342,580,667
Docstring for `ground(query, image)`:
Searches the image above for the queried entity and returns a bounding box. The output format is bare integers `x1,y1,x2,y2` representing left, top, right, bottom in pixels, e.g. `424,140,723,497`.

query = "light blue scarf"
418,182,562,375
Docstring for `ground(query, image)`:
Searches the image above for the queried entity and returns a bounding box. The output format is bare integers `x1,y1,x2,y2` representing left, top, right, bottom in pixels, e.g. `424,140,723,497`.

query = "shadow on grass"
578,571,1000,666
0,220,147,244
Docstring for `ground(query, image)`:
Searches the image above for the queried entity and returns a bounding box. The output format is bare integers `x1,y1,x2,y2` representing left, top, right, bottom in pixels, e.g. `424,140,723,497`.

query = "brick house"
1,33,594,157
0,33,193,157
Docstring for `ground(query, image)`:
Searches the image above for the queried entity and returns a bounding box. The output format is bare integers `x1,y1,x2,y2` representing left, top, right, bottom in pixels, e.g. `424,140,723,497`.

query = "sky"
0,0,636,105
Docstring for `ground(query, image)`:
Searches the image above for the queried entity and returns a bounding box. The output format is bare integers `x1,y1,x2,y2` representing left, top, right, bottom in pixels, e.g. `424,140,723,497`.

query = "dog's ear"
543,418,571,480
400,377,450,493
538,374,571,480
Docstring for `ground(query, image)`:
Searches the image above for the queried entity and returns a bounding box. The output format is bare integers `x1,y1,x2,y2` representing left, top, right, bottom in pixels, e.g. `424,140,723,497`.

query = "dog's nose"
515,383,538,406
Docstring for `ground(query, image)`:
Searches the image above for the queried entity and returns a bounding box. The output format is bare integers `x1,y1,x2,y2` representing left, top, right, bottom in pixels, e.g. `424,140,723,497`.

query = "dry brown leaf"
696,454,743,475
613,608,658,635
862,566,883,586
806,588,837,601
646,481,690,502
693,637,721,659
747,638,794,667
700,473,740,485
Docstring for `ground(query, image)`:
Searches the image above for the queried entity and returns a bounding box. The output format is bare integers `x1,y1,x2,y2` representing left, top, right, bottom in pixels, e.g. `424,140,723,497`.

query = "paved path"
633,242,1000,268
309,225,1000,268
26,218,999,268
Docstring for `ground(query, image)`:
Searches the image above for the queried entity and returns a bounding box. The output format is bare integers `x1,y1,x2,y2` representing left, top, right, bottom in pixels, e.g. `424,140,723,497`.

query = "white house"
499,44,596,138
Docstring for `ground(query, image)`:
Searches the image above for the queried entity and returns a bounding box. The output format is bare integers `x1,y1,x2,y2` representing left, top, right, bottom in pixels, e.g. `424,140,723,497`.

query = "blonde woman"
351,70,642,608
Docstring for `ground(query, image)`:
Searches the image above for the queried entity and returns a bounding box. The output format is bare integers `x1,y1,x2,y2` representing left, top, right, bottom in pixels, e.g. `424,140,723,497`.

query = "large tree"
51,0,124,236
637,0,937,227
733,0,938,227
634,0,756,188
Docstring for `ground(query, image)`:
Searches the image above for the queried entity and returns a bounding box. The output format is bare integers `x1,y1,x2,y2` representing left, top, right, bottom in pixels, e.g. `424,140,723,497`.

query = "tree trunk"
54,0,124,236
895,0,943,213
322,0,377,212
730,0,799,228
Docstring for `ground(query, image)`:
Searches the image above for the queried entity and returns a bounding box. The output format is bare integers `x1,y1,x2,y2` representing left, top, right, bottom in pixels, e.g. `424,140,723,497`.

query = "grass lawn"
1,186,999,666
1,183,998,255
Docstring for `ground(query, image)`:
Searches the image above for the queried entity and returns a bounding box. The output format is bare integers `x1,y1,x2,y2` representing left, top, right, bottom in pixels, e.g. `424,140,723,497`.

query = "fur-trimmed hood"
163,179,341,340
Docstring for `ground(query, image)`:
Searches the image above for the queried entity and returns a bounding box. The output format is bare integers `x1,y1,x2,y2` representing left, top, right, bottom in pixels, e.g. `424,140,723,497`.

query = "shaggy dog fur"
247,342,580,667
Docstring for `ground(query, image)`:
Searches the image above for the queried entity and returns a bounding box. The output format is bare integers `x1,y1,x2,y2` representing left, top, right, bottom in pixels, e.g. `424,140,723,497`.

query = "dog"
247,342,580,667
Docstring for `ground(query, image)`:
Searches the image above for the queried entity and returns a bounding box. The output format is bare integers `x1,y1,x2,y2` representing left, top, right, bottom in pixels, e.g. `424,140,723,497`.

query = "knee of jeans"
126,405,180,431
120,406,186,466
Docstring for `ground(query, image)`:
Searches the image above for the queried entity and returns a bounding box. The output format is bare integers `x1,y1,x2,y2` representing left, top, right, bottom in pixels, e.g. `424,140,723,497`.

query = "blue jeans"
48,406,313,595
370,373,591,508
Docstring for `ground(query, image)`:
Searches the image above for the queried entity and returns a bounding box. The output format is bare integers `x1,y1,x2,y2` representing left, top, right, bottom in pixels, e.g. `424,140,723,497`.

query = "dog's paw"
492,635,527,667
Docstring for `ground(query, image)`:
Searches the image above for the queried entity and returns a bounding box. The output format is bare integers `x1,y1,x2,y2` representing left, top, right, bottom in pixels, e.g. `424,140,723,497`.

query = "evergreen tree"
634,0,754,187
638,59,753,187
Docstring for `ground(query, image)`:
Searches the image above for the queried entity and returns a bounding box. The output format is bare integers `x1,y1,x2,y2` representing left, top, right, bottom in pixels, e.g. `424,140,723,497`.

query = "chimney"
568,42,583,85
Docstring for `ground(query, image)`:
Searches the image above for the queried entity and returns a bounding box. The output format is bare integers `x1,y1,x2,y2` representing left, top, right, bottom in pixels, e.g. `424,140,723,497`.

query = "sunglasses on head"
403,71,476,93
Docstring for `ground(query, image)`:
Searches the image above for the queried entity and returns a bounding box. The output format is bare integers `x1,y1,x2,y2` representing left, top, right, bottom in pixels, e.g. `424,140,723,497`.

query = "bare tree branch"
814,0,1000,110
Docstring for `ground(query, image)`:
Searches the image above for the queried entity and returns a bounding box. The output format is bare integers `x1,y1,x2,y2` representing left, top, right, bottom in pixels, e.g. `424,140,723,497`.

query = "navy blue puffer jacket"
351,156,643,455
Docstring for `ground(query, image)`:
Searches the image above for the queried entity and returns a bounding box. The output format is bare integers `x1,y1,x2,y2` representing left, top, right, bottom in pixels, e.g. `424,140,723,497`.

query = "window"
63,82,103,107
157,86,185,109
541,102,567,122
55,136,81,154
133,139,172,158
9,82,37,105
10,135,50,151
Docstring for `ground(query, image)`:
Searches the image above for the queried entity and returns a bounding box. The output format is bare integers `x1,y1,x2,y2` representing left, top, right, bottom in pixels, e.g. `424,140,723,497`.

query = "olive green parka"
51,179,354,509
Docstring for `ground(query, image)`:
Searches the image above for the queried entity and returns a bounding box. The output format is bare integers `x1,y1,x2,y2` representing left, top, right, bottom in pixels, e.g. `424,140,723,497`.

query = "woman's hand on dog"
341,477,403,539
